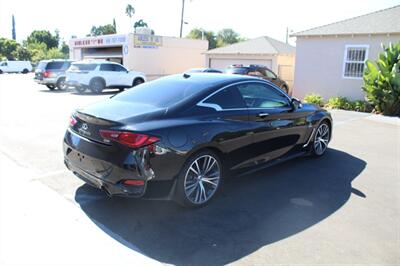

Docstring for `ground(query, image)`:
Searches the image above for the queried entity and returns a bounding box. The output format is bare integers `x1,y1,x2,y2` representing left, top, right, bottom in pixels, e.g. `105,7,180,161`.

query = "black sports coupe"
63,73,332,207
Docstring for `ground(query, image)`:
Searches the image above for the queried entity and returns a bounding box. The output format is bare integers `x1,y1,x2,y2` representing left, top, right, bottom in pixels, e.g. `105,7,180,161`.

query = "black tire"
75,86,86,94
89,78,105,94
56,77,67,90
22,69,29,74
46,84,55,91
174,149,223,208
132,78,144,87
310,121,330,157
0,70,3,74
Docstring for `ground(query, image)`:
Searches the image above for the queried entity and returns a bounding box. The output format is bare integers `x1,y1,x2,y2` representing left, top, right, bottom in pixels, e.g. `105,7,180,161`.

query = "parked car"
65,61,146,94
225,64,289,94
186,68,223,73
63,73,332,208
0,60,32,74
34,59,73,90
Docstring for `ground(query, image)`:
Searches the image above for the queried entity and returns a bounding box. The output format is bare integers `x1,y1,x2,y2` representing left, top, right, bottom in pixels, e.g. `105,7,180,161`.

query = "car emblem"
81,123,88,130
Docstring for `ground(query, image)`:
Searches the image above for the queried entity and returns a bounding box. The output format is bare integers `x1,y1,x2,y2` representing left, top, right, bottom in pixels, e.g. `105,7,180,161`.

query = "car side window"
100,64,114,71
265,69,277,79
247,70,265,77
237,83,290,108
203,85,246,110
113,65,127,72
1,62,7,66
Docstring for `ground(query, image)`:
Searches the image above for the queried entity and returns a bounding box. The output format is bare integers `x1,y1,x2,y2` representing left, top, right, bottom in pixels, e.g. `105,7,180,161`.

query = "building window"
343,45,369,78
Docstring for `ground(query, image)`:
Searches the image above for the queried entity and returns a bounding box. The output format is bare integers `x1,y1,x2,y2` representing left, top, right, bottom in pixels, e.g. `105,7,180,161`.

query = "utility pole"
12,15,16,40
179,0,185,38
286,27,288,44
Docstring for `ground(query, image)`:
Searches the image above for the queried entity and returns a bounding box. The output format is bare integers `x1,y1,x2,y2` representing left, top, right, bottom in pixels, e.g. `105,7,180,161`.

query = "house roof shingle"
291,5,400,37
205,36,295,55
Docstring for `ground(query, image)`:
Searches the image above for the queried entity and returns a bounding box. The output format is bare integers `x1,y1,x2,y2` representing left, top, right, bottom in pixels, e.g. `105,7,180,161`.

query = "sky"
0,0,399,46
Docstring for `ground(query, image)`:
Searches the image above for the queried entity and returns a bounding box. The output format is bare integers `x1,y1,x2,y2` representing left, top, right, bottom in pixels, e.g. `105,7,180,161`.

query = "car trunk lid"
71,99,166,144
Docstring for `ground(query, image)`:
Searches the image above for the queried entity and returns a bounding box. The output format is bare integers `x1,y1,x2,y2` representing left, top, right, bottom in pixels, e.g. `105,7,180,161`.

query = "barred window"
343,46,368,78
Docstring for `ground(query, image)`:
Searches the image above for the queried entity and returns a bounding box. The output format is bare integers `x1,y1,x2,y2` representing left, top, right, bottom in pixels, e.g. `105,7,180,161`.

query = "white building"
291,5,400,100
69,33,208,80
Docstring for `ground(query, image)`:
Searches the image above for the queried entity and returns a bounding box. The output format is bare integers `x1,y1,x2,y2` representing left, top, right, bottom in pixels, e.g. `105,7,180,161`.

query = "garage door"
209,58,272,69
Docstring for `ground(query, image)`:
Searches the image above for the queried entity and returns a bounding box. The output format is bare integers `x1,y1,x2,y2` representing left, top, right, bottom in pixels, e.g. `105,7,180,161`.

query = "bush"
325,96,353,110
325,97,372,112
303,93,324,106
353,100,373,112
363,42,400,116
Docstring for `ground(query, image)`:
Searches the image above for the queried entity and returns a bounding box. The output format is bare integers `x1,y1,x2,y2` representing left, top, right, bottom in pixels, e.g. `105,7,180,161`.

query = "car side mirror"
291,98,302,110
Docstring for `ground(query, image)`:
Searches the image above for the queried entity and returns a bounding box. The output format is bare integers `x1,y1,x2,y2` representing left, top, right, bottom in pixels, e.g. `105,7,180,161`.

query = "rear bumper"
63,128,182,198
34,77,57,85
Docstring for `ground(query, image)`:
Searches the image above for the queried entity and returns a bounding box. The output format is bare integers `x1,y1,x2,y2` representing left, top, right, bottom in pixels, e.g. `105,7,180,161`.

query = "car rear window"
36,61,47,70
113,77,209,108
46,62,64,70
225,67,248,75
70,63,97,71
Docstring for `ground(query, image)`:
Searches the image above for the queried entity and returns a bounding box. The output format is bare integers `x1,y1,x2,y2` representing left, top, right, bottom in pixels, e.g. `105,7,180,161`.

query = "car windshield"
225,67,248,74
113,77,208,108
69,63,97,71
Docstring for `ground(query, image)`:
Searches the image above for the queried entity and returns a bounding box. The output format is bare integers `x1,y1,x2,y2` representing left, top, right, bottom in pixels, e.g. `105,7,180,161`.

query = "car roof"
40,59,73,63
72,60,121,65
165,73,265,88
229,64,272,70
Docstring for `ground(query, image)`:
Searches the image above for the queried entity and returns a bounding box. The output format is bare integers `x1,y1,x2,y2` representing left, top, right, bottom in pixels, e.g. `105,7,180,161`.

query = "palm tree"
125,4,135,30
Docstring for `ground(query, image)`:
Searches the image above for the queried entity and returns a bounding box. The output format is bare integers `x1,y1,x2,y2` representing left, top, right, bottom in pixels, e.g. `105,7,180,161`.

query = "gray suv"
34,60,73,90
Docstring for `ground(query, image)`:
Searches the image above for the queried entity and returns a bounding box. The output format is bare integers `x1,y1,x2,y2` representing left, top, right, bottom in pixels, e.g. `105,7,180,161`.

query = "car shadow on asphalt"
75,148,366,265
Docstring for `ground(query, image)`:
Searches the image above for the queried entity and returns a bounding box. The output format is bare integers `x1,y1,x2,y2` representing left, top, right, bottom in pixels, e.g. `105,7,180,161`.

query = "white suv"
66,61,146,93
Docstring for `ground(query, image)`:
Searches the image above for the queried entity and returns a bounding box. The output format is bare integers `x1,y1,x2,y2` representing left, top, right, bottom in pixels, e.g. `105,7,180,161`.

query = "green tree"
134,19,148,29
89,24,116,36
46,47,65,59
27,42,48,63
216,28,241,47
187,28,217,49
27,30,59,49
113,18,117,33
125,4,135,28
0,37,19,59
12,46,31,61
363,42,400,115
60,41,69,57
12,15,16,40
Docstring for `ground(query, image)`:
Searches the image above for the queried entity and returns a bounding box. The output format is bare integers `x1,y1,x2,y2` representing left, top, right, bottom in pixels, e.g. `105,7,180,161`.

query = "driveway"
0,74,399,265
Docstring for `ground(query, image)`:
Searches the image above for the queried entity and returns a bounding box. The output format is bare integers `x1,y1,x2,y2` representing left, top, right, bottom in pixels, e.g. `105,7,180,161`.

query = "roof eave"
291,32,400,38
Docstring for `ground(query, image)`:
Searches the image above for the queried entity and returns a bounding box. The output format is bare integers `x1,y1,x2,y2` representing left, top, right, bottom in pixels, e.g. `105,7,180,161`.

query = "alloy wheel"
314,123,330,155
184,155,221,205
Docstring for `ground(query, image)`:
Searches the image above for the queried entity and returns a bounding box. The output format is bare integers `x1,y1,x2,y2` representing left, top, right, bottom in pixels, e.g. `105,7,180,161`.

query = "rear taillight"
123,180,145,186
99,130,159,148
69,116,77,127
43,71,52,78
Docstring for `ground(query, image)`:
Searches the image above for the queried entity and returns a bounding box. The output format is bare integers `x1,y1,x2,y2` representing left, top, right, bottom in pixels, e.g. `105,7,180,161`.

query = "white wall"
125,34,208,80
293,34,400,100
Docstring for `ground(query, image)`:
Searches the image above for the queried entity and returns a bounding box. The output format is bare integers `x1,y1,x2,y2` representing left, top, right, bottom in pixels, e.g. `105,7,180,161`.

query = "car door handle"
258,112,270,118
